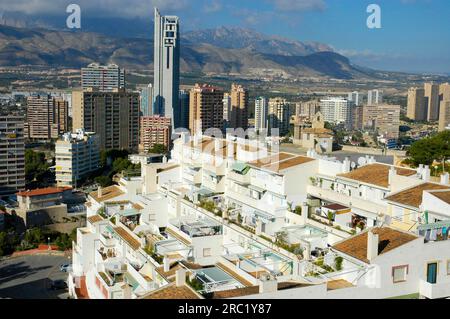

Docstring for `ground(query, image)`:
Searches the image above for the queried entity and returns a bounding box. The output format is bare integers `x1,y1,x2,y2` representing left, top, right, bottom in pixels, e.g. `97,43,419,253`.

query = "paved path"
0,254,71,299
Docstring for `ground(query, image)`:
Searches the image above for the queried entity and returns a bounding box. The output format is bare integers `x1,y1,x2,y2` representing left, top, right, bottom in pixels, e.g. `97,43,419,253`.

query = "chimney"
259,275,278,294
422,165,431,182
367,230,379,262
227,142,234,158
388,166,396,186
175,268,186,287
162,155,167,164
301,203,309,225
303,243,311,261
342,157,351,173
417,164,424,175
163,256,170,272
441,173,449,185
97,186,103,198
214,138,222,152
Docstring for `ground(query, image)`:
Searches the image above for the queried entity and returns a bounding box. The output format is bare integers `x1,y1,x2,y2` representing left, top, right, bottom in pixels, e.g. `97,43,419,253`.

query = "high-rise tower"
153,8,180,130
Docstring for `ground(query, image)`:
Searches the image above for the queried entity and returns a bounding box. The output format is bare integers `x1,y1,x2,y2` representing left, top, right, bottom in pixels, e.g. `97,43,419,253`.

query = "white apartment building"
320,98,353,129
348,91,360,106
367,89,383,105
81,63,125,92
69,133,450,299
255,97,268,132
55,130,100,187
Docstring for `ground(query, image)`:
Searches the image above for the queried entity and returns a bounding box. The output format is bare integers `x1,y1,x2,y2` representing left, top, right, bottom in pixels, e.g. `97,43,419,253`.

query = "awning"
417,220,450,231
254,209,275,222
231,162,250,175
248,184,266,193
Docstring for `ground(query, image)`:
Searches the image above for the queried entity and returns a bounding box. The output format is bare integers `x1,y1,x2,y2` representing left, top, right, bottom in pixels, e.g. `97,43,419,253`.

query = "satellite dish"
357,157,367,167
351,162,356,169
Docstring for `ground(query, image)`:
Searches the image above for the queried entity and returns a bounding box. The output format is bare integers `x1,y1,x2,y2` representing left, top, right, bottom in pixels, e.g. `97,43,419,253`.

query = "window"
203,248,211,257
392,265,408,283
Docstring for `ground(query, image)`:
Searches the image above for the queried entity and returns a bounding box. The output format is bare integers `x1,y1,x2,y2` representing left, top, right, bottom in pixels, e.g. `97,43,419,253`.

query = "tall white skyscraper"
320,97,353,129
348,91,360,106
367,89,383,105
255,97,268,131
153,8,180,129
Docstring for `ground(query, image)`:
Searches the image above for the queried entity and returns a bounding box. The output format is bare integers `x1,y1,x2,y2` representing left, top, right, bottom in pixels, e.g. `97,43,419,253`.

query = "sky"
0,0,449,74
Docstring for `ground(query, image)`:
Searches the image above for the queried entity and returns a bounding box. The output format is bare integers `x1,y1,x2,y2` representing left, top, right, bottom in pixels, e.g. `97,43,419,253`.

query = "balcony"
307,185,385,216
419,279,450,299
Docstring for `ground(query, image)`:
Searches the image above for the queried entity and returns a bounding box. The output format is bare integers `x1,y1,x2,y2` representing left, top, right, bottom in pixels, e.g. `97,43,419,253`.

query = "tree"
149,144,167,154
25,149,51,183
55,233,72,251
95,176,113,187
408,131,450,169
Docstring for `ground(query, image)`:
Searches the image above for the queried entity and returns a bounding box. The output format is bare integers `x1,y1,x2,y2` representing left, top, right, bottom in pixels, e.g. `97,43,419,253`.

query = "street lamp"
48,237,51,250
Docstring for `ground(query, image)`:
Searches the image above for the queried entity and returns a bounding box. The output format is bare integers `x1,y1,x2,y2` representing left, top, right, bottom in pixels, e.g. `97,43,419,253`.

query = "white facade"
255,97,268,132
55,130,100,187
81,63,125,92
320,98,353,129
367,89,383,105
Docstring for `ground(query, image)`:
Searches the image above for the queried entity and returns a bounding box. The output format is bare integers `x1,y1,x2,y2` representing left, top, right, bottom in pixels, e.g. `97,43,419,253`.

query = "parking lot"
0,254,71,299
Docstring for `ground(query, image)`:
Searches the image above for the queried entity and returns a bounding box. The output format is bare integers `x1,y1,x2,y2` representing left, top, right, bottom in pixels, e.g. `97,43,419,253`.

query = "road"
0,254,71,299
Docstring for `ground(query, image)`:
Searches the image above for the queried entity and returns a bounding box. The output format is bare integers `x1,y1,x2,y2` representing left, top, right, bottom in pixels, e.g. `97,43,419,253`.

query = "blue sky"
1,0,449,73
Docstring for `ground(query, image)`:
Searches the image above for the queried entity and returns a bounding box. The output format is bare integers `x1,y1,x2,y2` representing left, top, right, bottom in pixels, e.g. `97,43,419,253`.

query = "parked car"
50,280,67,290
60,263,72,272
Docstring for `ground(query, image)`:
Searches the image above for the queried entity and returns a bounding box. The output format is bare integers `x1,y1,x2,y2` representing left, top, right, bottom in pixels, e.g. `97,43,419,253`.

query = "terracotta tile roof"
89,185,124,203
385,183,450,208
323,203,349,211
247,153,295,168
263,156,315,173
333,227,418,264
327,279,354,291
216,262,253,287
17,187,71,197
212,286,259,299
429,190,450,204
141,283,201,299
156,263,184,282
337,164,417,188
212,282,312,298
132,203,144,211
87,215,104,224
113,226,141,250
166,228,191,246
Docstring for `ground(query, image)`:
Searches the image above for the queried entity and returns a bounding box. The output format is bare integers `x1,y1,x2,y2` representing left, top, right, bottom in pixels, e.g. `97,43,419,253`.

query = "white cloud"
0,0,189,17
267,0,326,12
204,0,223,13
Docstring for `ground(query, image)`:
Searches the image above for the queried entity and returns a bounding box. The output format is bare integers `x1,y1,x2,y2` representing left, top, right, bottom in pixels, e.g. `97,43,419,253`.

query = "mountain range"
0,23,377,80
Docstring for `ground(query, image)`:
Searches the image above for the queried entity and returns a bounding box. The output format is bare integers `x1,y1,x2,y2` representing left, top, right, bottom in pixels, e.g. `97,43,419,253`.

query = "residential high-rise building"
140,84,153,116
353,106,364,130
153,8,180,129
439,83,450,132
407,87,426,121
320,98,353,129
222,93,231,129
81,63,125,92
25,95,69,140
367,90,383,105
255,97,268,132
179,90,190,130
363,104,401,139
295,100,320,120
72,89,140,151
424,83,440,121
348,91,361,106
268,98,290,136
0,114,25,195
189,84,224,134
229,84,249,130
140,115,172,153
55,130,100,187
